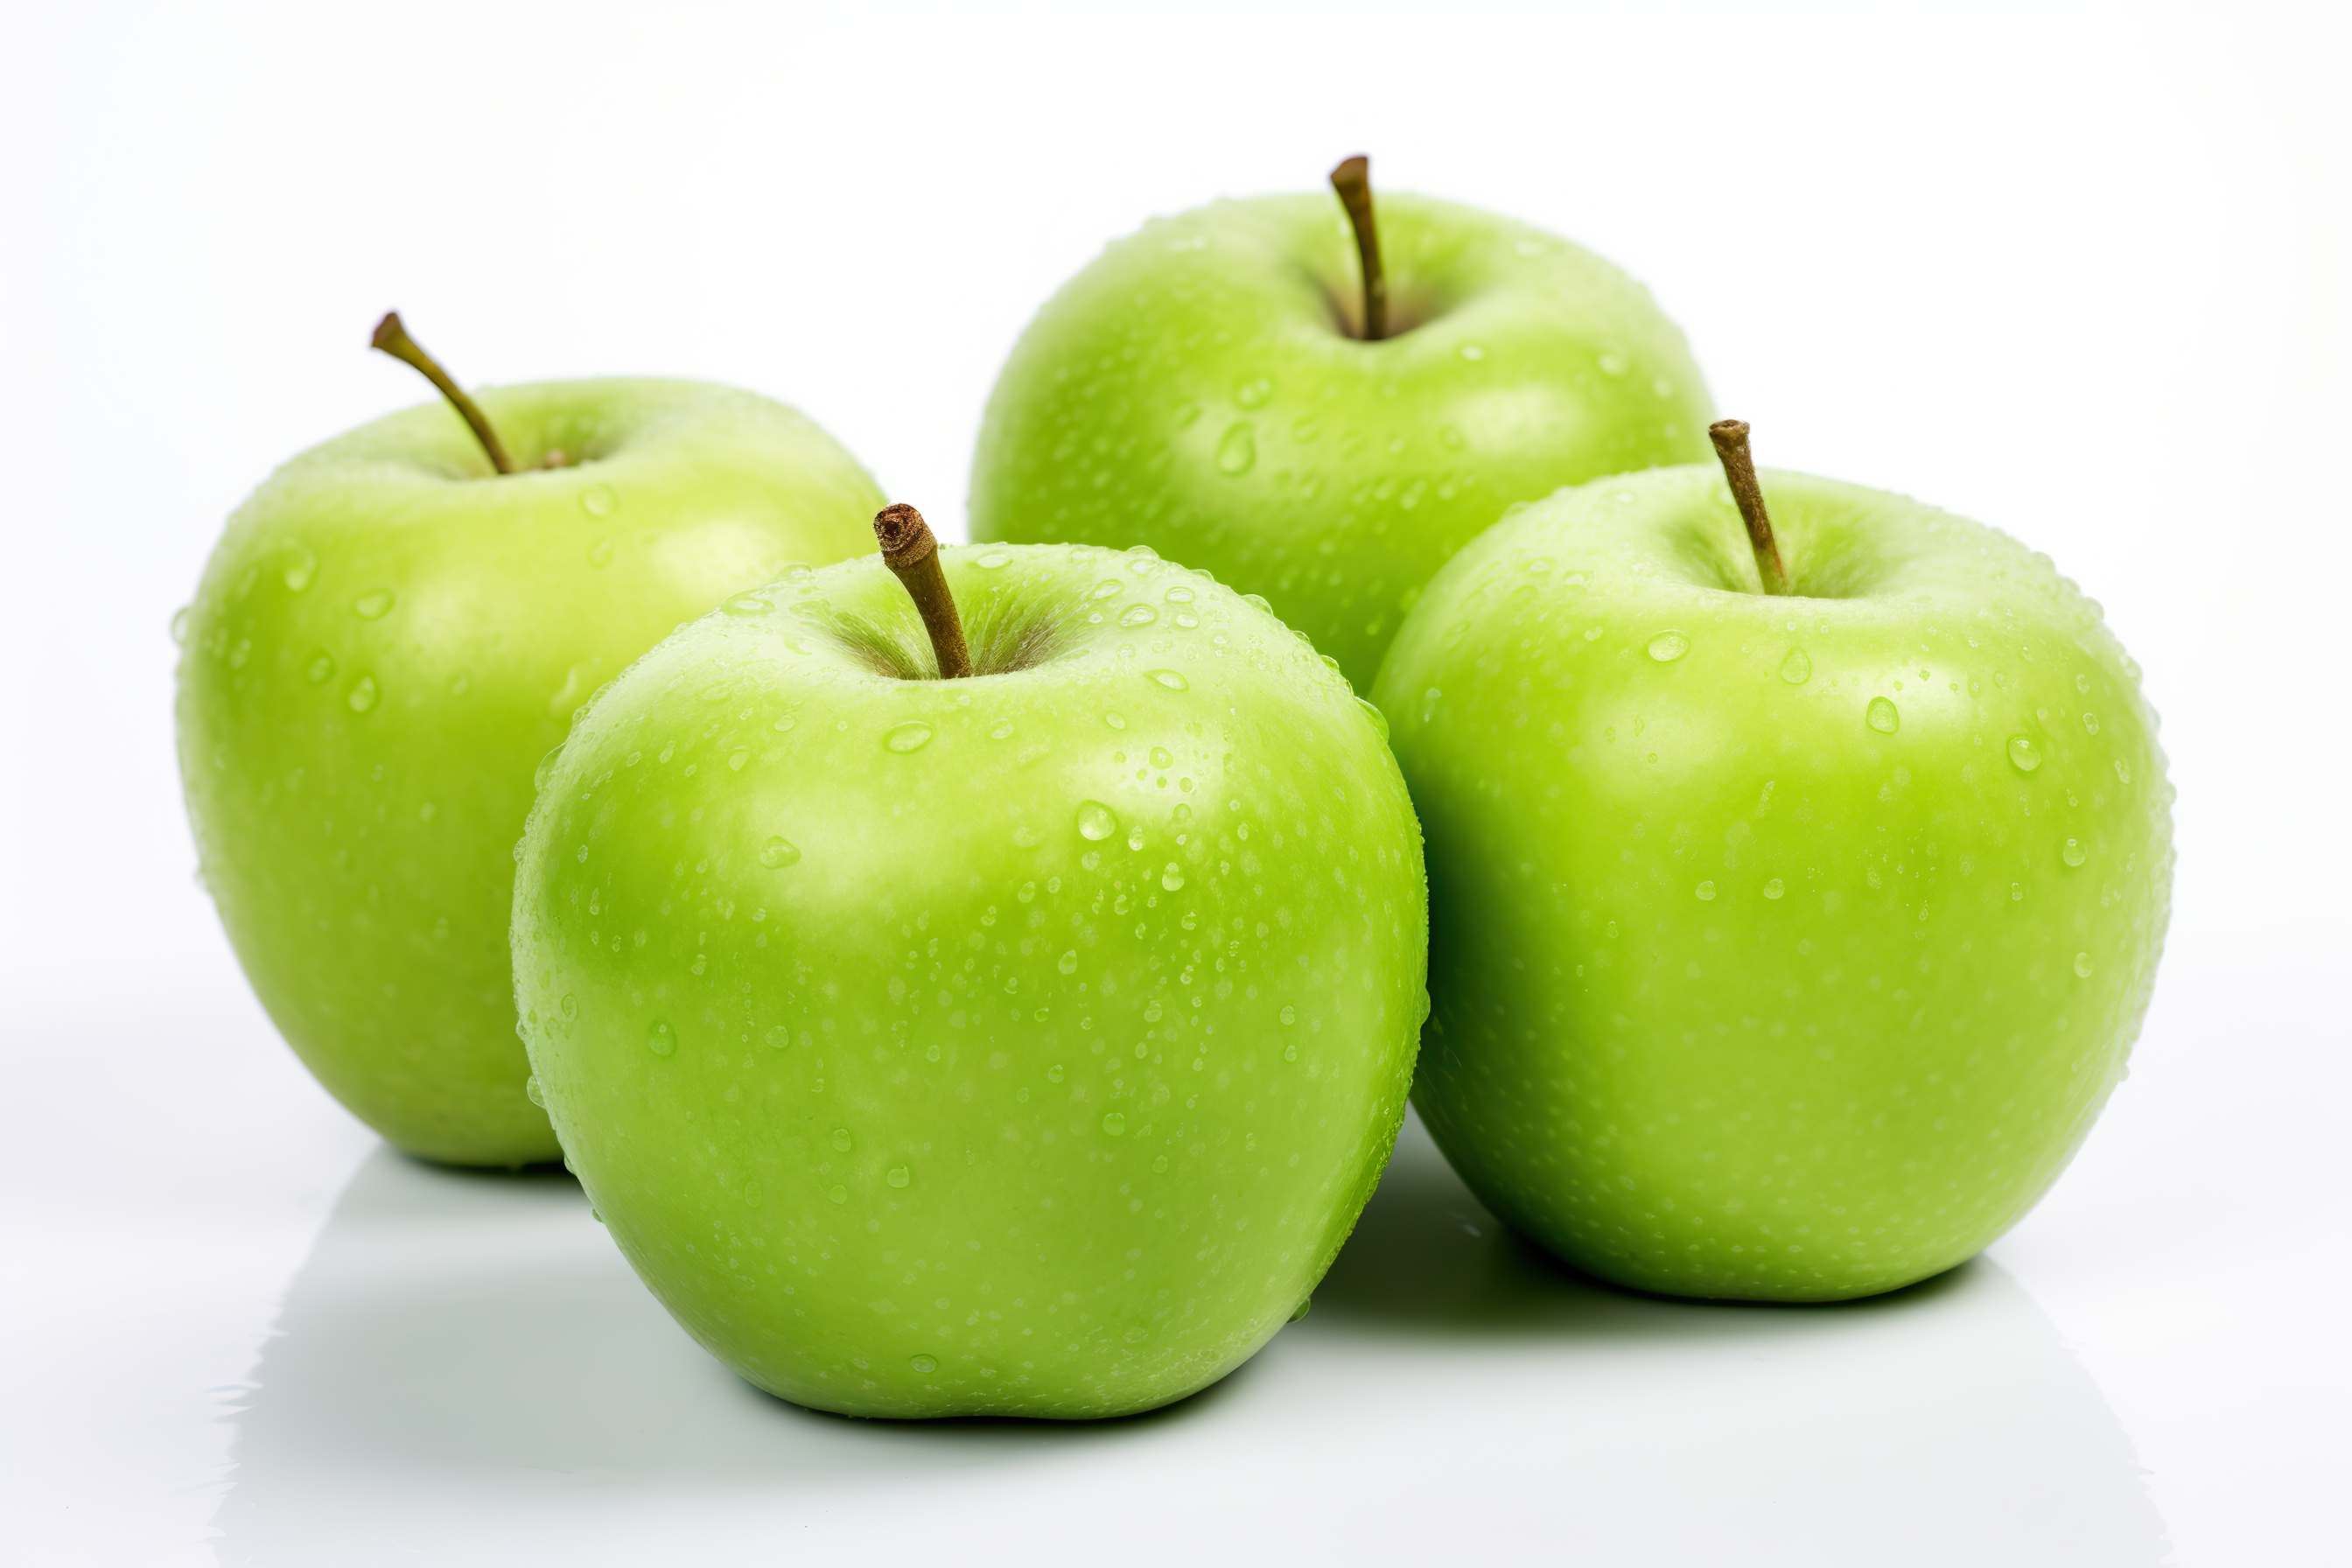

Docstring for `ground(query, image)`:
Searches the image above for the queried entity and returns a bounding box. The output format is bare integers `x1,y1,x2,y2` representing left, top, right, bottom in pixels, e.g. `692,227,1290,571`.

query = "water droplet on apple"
2062,838,2088,867
1161,864,1186,892
1149,746,1173,769
169,605,192,645
2081,711,2100,736
1284,1041,1298,1061
587,537,614,568
1646,632,1690,662
647,1019,676,1056
2075,952,2096,977
885,721,934,753
1127,824,1147,852
353,589,396,620
759,836,801,868
580,483,616,517
831,1128,852,1152
346,674,379,713
534,746,563,791
1057,950,1078,975
828,1185,847,1204
1165,585,1196,605
1088,579,1124,602
2012,882,2025,900
1866,696,1900,734
1215,423,1257,475
720,593,770,616
2007,736,2042,772
1597,349,1628,376
1118,603,1158,628
1145,669,1187,690
1102,1112,1127,1136
1235,376,1272,409
1763,878,1786,900
1152,1154,1170,1172
727,747,750,771
1046,1064,1065,1083
1104,711,1128,729
2076,674,2092,694
886,1165,911,1188
305,650,336,683
1696,881,1718,900
281,550,317,592
1781,648,1811,684
1242,593,1272,615
524,1075,545,1108
1459,344,1486,361
1279,1005,1297,1025
908,1353,936,1372
1075,802,1118,842
1356,697,1390,742
558,993,578,1020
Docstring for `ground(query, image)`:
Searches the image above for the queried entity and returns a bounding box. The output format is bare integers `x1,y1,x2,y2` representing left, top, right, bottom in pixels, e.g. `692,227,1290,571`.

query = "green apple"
178,358,885,1166
970,161,1714,690
1371,458,2174,1301
509,524,1426,1417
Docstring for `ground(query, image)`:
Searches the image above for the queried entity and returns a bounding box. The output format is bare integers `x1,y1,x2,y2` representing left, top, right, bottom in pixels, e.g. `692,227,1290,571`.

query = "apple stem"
370,312,515,475
1329,155,1387,341
1708,419,1789,594
873,504,973,679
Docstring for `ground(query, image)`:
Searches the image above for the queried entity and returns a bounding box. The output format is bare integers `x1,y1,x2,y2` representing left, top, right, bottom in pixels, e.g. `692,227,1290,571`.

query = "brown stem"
1709,419,1788,594
370,312,515,475
1328,155,1387,341
873,504,972,679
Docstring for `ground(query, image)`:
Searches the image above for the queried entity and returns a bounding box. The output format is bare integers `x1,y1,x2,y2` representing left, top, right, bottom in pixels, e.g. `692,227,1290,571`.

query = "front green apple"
511,542,1427,1418
1372,467,2174,1301
970,186,1713,690
178,381,885,1166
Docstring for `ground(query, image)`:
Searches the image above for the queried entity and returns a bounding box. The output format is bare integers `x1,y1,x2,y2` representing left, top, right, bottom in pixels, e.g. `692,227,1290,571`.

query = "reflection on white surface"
213,1113,2165,1566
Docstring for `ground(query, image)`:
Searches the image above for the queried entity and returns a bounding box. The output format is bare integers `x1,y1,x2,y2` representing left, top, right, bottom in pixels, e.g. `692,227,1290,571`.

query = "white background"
3,3,2346,1563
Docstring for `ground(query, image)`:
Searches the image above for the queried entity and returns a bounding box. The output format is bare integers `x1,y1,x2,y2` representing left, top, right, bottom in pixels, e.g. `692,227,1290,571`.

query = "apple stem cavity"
1708,419,1789,595
1329,155,1387,341
873,504,973,680
369,312,516,476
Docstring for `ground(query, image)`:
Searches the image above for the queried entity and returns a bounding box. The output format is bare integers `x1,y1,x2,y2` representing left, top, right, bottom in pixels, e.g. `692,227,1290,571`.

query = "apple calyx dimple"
872,503,973,679
1709,418,1789,595
368,311,516,476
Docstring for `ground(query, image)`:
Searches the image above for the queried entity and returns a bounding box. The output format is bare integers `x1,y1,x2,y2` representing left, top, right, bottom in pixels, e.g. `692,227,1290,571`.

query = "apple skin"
969,192,1713,690
510,542,1427,1418
177,381,885,1166
1371,466,2174,1301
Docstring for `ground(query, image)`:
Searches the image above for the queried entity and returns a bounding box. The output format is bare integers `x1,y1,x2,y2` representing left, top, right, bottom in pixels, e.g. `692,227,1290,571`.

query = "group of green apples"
178,160,2172,1420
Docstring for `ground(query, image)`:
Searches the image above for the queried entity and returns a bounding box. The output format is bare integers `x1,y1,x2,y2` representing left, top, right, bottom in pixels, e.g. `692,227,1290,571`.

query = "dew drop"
1152,1155,1170,1172
1127,824,1146,851
580,483,616,517
720,593,771,617
990,718,1015,739
1284,1042,1298,1061
2006,735,2043,773
1047,1064,1065,1083
2012,882,2025,900
1117,603,1158,628
909,1353,936,1373
1058,950,1078,975
353,589,396,620
559,993,578,1020
1161,864,1186,892
647,1019,676,1056
885,721,934,753
346,674,379,713
1597,350,1628,376
1165,585,1195,604
587,537,614,568
976,550,1015,570
2075,952,2096,978
886,1165,910,1188
524,1075,545,1108
1215,424,1257,475
1104,711,1128,730
1146,668,1188,690
170,606,192,645
281,550,317,592
305,650,336,683
1356,697,1390,742
2076,674,2092,694
1459,343,1486,360
1279,1005,1297,1025
1076,802,1118,841
828,1185,847,1204
727,747,749,771
1235,376,1272,409
1866,696,1900,734
1763,878,1785,900
2082,711,2100,736
2062,838,2088,867
832,1128,852,1152
1781,648,1812,684
759,836,801,868
1646,631,1690,662
1696,881,1718,900
1102,1112,1127,1136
